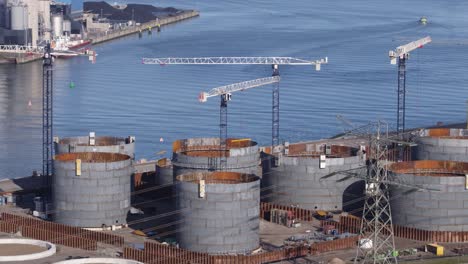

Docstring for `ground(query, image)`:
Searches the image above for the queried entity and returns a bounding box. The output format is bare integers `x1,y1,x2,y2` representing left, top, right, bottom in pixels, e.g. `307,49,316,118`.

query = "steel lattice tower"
272,65,280,146
219,94,228,170
42,44,53,201
355,125,397,264
396,55,406,136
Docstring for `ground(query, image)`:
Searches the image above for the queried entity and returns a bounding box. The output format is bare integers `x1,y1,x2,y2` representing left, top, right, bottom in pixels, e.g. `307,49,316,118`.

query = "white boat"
51,36,91,58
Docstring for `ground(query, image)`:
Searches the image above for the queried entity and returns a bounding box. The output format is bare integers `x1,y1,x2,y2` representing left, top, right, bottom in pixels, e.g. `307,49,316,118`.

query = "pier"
0,10,200,64
90,10,200,45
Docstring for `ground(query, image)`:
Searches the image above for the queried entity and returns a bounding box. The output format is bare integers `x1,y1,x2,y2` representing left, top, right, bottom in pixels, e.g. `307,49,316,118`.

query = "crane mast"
42,44,53,204
389,36,431,161
200,76,280,169
144,56,327,147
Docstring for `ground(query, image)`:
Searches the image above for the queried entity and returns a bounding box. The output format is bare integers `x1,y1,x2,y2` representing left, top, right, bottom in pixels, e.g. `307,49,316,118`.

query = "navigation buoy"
69,81,75,89
160,137,164,143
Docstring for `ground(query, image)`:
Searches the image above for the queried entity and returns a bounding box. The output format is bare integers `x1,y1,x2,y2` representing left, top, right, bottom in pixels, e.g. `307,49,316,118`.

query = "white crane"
143,56,328,147
389,36,431,161
389,36,431,134
199,76,280,169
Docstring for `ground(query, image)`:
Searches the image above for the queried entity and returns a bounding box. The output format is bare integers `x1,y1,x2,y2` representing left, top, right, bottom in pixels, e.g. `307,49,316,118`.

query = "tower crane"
41,46,96,212
389,36,431,161
199,76,280,169
142,56,328,147
389,36,431,135
43,43,53,203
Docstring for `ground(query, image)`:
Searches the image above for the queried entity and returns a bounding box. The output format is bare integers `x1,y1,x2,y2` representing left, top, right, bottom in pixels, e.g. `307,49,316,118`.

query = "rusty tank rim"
419,128,468,139
172,138,258,158
389,160,468,177
285,143,358,158
176,171,259,184
55,152,130,163
58,136,130,146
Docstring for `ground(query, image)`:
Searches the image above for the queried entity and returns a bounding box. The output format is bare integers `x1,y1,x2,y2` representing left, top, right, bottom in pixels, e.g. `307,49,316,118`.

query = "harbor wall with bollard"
91,10,200,45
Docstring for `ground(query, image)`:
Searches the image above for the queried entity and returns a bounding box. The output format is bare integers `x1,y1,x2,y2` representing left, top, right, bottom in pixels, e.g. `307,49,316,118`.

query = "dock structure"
90,10,200,45
0,10,200,64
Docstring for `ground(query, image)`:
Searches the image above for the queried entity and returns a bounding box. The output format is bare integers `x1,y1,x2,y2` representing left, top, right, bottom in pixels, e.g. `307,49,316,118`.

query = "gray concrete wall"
55,135,135,159
262,154,365,211
172,138,261,179
173,152,260,177
415,129,468,162
157,165,173,186
176,177,260,254
390,172,468,231
53,154,133,227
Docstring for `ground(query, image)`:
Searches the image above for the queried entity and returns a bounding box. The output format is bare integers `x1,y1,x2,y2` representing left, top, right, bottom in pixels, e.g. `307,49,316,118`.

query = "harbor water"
1,0,468,178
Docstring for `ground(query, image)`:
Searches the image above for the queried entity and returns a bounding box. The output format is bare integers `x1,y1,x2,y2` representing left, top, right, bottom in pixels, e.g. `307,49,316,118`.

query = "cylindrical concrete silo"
53,152,133,227
390,160,468,231
51,14,63,38
62,19,71,35
55,133,135,159
414,128,468,162
10,4,27,30
176,172,260,254
156,158,173,186
262,142,365,212
172,138,260,179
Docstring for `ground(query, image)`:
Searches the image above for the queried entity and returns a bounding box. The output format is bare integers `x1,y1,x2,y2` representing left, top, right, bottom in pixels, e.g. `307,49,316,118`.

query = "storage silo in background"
176,171,260,254
53,152,133,228
10,3,27,30
54,132,135,159
51,13,63,37
172,138,261,180
414,128,468,162
262,141,365,212
390,160,468,231
62,19,71,35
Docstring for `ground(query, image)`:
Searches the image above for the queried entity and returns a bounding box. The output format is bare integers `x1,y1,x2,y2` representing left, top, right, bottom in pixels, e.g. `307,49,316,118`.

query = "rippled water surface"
1,0,467,178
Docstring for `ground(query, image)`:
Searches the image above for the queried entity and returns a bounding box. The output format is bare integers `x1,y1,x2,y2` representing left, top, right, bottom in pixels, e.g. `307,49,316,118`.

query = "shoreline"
90,10,200,45
0,10,200,64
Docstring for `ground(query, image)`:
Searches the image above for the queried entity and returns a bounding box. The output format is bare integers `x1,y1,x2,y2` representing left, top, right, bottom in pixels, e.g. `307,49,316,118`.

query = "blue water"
1,0,468,179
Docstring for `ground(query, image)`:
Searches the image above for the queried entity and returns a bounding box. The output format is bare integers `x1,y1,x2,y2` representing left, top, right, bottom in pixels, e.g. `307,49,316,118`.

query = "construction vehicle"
314,210,333,220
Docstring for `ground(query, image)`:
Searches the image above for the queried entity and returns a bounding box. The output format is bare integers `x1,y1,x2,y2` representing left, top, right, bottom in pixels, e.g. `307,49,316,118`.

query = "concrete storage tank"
62,19,71,34
262,142,365,211
51,14,63,37
414,128,468,162
390,160,468,231
176,171,260,254
10,4,27,30
172,138,260,179
53,152,133,227
55,133,135,159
